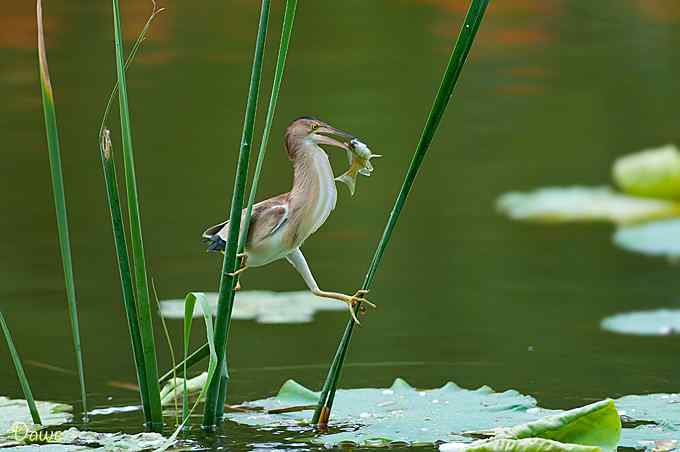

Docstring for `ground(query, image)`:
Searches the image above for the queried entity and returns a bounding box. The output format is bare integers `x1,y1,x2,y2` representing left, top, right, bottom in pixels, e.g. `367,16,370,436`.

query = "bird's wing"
249,203,288,245
202,193,289,247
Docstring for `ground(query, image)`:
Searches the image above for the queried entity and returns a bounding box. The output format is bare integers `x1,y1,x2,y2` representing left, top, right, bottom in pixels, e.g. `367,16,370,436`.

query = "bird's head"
285,116,354,159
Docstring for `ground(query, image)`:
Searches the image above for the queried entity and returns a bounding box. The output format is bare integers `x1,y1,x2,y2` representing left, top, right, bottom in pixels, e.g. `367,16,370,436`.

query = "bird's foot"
228,266,248,277
228,254,248,277
314,289,375,325
234,280,242,291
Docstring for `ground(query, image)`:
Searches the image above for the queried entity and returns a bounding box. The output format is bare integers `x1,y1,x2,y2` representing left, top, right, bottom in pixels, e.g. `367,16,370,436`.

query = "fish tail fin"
335,172,356,196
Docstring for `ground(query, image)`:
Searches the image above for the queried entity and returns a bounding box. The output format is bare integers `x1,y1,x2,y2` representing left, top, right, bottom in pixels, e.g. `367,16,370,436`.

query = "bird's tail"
204,235,226,253
202,221,228,253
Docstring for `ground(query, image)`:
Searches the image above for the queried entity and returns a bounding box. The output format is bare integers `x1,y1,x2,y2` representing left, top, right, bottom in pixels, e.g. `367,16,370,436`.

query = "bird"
202,117,376,324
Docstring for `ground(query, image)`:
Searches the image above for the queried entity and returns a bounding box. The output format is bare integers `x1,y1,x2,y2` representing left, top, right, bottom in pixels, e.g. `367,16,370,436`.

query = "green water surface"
1,0,679,450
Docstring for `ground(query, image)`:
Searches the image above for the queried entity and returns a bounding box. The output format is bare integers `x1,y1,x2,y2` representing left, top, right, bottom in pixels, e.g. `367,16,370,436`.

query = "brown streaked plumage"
202,117,375,323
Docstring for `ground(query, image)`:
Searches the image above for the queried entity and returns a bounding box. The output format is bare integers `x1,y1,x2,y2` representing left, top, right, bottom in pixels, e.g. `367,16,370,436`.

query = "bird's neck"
289,143,337,240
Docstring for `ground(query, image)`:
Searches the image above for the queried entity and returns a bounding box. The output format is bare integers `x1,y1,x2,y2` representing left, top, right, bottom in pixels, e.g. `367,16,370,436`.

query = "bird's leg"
285,248,376,324
228,253,248,277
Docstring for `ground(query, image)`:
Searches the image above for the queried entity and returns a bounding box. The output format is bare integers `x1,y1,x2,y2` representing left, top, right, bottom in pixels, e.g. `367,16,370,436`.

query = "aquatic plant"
311,0,490,426
36,0,87,420
203,0,300,427
97,2,163,428
99,130,151,422
0,311,41,425
110,0,163,428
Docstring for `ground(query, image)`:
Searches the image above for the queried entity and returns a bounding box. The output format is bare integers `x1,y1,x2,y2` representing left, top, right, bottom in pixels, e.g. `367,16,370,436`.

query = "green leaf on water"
613,218,680,259
226,378,556,446
228,380,679,449
159,291,344,324
440,438,601,452
613,144,680,200
497,187,680,225
601,309,680,336
615,393,680,449
472,399,620,450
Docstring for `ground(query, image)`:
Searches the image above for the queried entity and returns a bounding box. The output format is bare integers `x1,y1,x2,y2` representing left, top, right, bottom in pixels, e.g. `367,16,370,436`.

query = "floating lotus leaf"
159,291,344,324
440,438,601,452
5,427,171,451
613,219,680,258
613,144,680,199
601,309,680,336
496,186,679,224
472,399,620,450
226,378,560,446
615,393,680,448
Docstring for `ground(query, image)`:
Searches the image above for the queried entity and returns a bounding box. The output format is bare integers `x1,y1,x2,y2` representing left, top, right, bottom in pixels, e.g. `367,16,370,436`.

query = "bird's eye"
312,123,319,130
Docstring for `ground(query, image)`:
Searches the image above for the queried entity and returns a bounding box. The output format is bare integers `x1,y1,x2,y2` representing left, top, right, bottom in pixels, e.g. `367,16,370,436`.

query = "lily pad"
613,218,680,258
475,399,620,450
0,396,71,437
159,291,344,324
5,427,171,451
226,378,558,446
440,438,601,452
601,309,680,336
496,186,680,224
613,144,680,199
616,393,680,445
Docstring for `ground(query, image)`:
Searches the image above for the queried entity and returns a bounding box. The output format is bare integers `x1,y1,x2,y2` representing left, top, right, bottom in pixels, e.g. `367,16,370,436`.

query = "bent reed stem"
311,0,491,426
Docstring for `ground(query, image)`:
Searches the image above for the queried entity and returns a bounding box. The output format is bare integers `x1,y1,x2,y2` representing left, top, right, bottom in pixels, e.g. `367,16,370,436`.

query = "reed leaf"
111,0,163,428
0,311,41,425
201,0,271,428
36,0,87,420
311,0,490,426
99,130,152,423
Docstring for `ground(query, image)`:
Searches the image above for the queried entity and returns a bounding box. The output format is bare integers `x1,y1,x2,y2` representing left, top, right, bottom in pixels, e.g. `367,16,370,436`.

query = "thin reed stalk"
36,0,87,420
0,311,42,425
311,0,490,426
159,0,298,397
152,280,179,426
99,130,152,423
214,0,298,420
111,0,163,428
202,0,272,428
97,2,163,427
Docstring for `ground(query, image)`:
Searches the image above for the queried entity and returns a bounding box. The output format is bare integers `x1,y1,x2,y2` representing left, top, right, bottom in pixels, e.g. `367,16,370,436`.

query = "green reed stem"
99,130,152,423
0,311,42,425
97,2,162,426
201,0,271,428
213,0,298,421
311,0,490,426
98,2,164,140
111,0,163,429
36,0,88,421
160,2,297,400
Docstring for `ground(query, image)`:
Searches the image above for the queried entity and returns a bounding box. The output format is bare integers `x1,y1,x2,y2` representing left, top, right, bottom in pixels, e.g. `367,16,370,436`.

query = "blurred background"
1,0,679,448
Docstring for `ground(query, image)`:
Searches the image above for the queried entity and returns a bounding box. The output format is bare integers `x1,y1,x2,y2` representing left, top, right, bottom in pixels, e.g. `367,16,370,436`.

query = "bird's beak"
315,125,354,151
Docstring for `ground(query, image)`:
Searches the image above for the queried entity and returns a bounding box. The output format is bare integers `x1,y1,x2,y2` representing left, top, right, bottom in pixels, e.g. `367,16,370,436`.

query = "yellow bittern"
202,117,375,324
